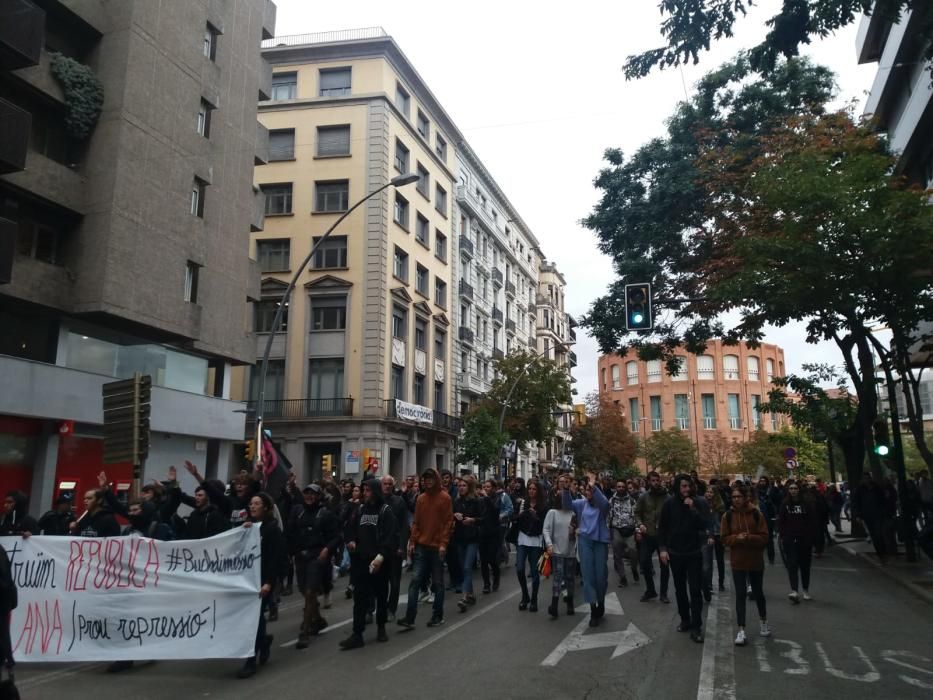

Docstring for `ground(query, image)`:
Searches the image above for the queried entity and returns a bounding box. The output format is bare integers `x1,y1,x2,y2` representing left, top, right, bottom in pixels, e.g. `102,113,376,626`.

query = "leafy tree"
701,433,738,475
485,349,572,450
569,393,638,475
458,405,505,474
623,1,929,80
735,428,828,480
641,428,698,475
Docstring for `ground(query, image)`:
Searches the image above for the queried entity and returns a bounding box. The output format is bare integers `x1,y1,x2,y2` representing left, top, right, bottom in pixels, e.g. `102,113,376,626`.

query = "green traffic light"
874,445,890,456
632,312,644,324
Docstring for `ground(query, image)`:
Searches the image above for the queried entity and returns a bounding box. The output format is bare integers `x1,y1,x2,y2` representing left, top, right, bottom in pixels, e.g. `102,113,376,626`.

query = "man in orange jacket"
397,468,453,629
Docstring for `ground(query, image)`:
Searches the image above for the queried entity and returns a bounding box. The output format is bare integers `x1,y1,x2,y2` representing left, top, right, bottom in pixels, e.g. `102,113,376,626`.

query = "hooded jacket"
657,476,711,556
635,486,668,537
453,492,486,544
721,503,770,571
185,501,230,539
409,469,454,550
384,490,410,554
777,497,818,541
77,507,120,538
0,491,39,536
286,497,341,558
347,479,398,563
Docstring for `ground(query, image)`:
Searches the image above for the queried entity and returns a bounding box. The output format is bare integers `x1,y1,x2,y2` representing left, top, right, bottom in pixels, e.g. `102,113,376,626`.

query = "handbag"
538,551,552,578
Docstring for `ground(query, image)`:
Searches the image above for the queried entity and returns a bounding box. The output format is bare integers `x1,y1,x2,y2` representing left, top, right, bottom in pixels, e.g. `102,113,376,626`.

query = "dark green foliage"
50,52,104,140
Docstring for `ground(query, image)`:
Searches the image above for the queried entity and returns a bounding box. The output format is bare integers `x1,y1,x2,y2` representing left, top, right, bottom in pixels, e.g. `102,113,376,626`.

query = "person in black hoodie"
339,479,397,650
658,474,712,643
71,489,120,538
0,491,38,537
777,480,818,603
37,495,75,536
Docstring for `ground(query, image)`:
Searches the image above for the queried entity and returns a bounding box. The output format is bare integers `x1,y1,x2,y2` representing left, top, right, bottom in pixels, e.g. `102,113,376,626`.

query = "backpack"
725,508,760,531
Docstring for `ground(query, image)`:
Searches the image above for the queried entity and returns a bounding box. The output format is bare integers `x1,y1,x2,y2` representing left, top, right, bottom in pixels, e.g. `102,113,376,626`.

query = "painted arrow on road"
541,593,651,666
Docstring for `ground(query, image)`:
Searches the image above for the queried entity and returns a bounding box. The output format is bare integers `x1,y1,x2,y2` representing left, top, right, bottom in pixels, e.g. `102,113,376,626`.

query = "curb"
838,544,933,607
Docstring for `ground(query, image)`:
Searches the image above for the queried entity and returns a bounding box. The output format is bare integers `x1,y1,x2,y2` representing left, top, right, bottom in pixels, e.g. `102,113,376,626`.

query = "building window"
671,356,687,381
461,349,469,374
416,163,430,198
184,261,200,303
416,213,429,246
435,134,447,160
747,356,760,382
393,246,408,281
434,279,447,307
650,396,662,431
415,317,427,350
271,72,297,100
269,129,295,160
416,264,429,296
254,299,287,333
610,364,621,389
751,394,762,429
262,184,293,216
647,359,662,383
413,374,426,405
309,358,344,399
318,67,351,96
766,358,775,382
391,365,405,400
316,125,350,157
701,394,716,429
197,98,213,137
435,329,446,359
434,380,444,411
626,361,639,385
256,239,290,272
394,193,409,229
190,177,206,217
435,184,447,217
395,83,410,117
728,394,741,429
601,367,607,391
629,398,639,434
723,354,740,380
203,23,218,61
395,139,410,173
435,231,447,261
311,297,347,330
675,394,690,430
249,360,284,401
315,180,349,212
392,305,407,339
416,109,430,139
312,235,347,269
697,354,715,380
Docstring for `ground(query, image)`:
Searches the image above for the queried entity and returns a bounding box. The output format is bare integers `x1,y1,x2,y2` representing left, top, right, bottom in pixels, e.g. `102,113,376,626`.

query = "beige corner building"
232,28,463,481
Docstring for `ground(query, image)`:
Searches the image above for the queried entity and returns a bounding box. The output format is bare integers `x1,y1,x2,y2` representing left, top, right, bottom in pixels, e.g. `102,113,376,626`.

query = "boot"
566,594,575,615
548,596,559,619
338,633,364,650
518,574,530,610
258,634,273,666
529,582,539,612
236,657,257,679
589,604,600,627
377,625,388,642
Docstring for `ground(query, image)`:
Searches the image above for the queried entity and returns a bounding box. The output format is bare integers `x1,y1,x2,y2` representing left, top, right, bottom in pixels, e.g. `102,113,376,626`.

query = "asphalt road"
13,545,933,700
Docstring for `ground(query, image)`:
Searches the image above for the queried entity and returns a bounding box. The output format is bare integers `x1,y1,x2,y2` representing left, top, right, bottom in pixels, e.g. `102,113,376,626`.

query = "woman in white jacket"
543,489,577,619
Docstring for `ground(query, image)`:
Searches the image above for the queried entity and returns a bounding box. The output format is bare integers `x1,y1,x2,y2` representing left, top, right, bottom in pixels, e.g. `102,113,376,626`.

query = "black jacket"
479,494,500,538
453,496,485,544
347,484,398,563
186,503,229,539
517,499,547,537
37,509,75,536
384,492,410,554
658,481,711,556
0,491,39,536
287,502,341,558
78,508,120,538
257,518,288,588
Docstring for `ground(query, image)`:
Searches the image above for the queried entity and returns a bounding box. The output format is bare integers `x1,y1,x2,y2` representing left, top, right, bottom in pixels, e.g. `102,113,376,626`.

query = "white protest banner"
1,526,261,662
395,399,433,425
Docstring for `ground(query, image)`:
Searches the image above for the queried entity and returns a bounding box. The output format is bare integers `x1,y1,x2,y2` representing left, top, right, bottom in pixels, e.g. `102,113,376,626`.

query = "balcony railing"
458,279,473,300
730,417,743,430
460,236,474,258
262,26,388,48
677,417,690,430
703,417,717,430
505,319,516,333
568,327,577,341
492,307,503,324
247,398,354,418
527,337,536,348
459,326,474,344
492,268,503,286
569,350,577,367
651,418,662,431
383,399,461,434
505,280,516,296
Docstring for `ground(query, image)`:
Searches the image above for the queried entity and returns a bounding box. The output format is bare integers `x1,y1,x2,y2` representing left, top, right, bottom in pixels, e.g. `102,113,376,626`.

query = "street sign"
786,459,798,470
783,447,797,459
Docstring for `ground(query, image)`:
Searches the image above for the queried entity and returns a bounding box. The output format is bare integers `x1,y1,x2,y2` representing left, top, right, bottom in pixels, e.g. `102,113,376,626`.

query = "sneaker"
760,622,772,637
457,599,468,613
418,590,431,603
323,592,332,609
386,611,396,623
676,622,691,633
377,625,388,642
735,629,747,646
619,578,628,587
788,591,800,605
802,591,812,601
338,633,364,650
295,634,310,650
482,586,491,594
396,617,416,630
690,629,705,644
632,569,640,582
640,591,658,603
427,593,435,604
659,595,670,604
426,616,445,628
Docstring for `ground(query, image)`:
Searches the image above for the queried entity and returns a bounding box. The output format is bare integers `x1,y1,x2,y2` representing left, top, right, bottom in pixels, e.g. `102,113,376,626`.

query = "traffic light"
322,454,332,473
244,440,256,462
102,373,151,469
624,283,653,331
872,419,890,457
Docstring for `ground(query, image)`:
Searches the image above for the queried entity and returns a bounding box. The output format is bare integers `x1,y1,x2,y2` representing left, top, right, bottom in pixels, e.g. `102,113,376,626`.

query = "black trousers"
781,536,812,592
732,569,766,627
639,534,669,596
446,540,463,589
479,535,500,589
351,559,388,636
386,553,402,615
669,553,703,630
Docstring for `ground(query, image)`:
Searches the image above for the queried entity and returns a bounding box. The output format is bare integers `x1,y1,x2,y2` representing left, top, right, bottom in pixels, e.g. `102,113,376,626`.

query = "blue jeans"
459,542,479,596
515,544,541,601
577,536,608,606
551,556,576,599
405,545,445,621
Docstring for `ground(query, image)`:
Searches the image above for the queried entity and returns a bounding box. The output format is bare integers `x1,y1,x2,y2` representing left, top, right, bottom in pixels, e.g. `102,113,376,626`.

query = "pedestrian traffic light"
872,419,890,457
322,454,332,473
624,283,653,331
244,440,256,462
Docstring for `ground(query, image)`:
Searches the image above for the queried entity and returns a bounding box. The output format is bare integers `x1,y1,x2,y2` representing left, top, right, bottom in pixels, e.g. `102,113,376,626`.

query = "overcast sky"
273,0,878,398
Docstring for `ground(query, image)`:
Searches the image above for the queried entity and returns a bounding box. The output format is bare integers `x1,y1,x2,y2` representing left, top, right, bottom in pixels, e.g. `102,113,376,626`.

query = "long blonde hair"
461,474,478,499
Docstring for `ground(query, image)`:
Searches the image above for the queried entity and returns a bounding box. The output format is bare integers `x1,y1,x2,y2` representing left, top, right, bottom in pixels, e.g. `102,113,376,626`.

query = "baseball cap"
303,483,323,494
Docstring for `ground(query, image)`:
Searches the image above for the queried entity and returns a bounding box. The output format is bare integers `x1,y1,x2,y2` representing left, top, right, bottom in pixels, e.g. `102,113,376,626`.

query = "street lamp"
251,172,420,467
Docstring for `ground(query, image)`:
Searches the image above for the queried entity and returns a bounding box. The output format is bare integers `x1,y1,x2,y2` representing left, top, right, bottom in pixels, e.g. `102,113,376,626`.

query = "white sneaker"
734,629,747,646
418,590,431,603
760,622,772,637
427,593,435,604
788,591,800,604
802,591,812,601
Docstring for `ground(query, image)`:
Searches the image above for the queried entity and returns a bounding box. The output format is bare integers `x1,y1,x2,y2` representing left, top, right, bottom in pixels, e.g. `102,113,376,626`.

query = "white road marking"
773,639,810,675
815,643,880,683
376,590,520,671
15,663,108,690
541,620,650,666
809,566,857,572
697,575,736,700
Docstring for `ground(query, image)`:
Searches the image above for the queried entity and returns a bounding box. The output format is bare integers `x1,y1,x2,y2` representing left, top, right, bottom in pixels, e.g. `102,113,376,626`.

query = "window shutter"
269,130,294,160
320,69,350,92
318,126,349,156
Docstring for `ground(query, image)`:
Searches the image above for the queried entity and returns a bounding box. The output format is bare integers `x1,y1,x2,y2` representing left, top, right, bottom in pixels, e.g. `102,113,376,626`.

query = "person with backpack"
608,480,639,587
721,481,771,646
755,477,778,565
777,480,818,603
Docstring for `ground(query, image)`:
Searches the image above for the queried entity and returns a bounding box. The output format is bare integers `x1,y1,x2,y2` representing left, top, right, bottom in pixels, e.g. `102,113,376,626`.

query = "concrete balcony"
250,185,265,232
0,0,44,70
1,149,85,213
459,279,473,300
458,326,475,345
261,0,277,41
493,348,504,360
569,350,577,367
460,236,474,258
255,122,269,165
459,372,486,395
492,307,503,325
0,97,30,174
258,59,273,101
492,268,503,287
505,280,516,297
505,319,516,333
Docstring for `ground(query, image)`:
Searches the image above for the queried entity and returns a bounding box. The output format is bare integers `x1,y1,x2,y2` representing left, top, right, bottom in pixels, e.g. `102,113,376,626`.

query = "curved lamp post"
251,172,420,466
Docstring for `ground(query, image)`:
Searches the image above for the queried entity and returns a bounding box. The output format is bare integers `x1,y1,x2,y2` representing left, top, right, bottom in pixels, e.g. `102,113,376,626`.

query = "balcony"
250,185,264,232
527,337,536,349
729,417,743,430
460,236,474,258
569,327,577,342
651,418,662,432
493,348,504,360
536,293,549,306
459,279,473,300
255,122,269,165
528,297,536,312
0,0,44,70
492,268,503,287
703,417,717,430
258,59,272,101
569,350,577,367
0,97,30,174
458,326,475,345
505,319,516,333
677,418,690,430
459,372,486,395
492,307,503,325
261,0,276,40
505,280,516,296
383,399,461,435
247,398,354,419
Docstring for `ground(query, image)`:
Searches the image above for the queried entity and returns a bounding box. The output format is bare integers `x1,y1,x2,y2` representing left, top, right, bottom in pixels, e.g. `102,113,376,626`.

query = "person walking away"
453,476,485,612
825,484,843,533
851,474,887,562
608,481,640,587
562,480,610,626
440,471,463,593
721,482,771,646
635,471,671,603
381,475,408,622
237,492,286,678
340,479,397,649
287,484,341,650
397,468,454,630
479,480,504,593
658,475,711,643
515,479,548,612
543,489,577,618
777,480,817,603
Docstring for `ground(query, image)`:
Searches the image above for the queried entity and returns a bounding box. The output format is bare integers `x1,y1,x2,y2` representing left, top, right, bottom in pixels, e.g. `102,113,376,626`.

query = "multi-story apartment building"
597,341,788,472
453,142,543,477
0,0,275,513
536,260,576,469
857,4,933,187
237,29,462,482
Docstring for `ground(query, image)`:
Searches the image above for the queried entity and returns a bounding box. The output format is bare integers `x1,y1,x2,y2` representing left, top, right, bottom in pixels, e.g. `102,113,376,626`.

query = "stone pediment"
260,277,289,296
390,286,413,304
413,301,432,317
304,274,353,291
433,313,450,327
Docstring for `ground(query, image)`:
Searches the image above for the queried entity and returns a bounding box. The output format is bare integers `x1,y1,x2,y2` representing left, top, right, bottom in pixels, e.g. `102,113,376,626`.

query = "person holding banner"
70,488,120,538
238,492,286,679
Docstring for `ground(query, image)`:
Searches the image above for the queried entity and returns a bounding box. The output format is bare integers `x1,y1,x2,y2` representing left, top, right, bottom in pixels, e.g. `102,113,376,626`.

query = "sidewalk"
832,520,933,606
